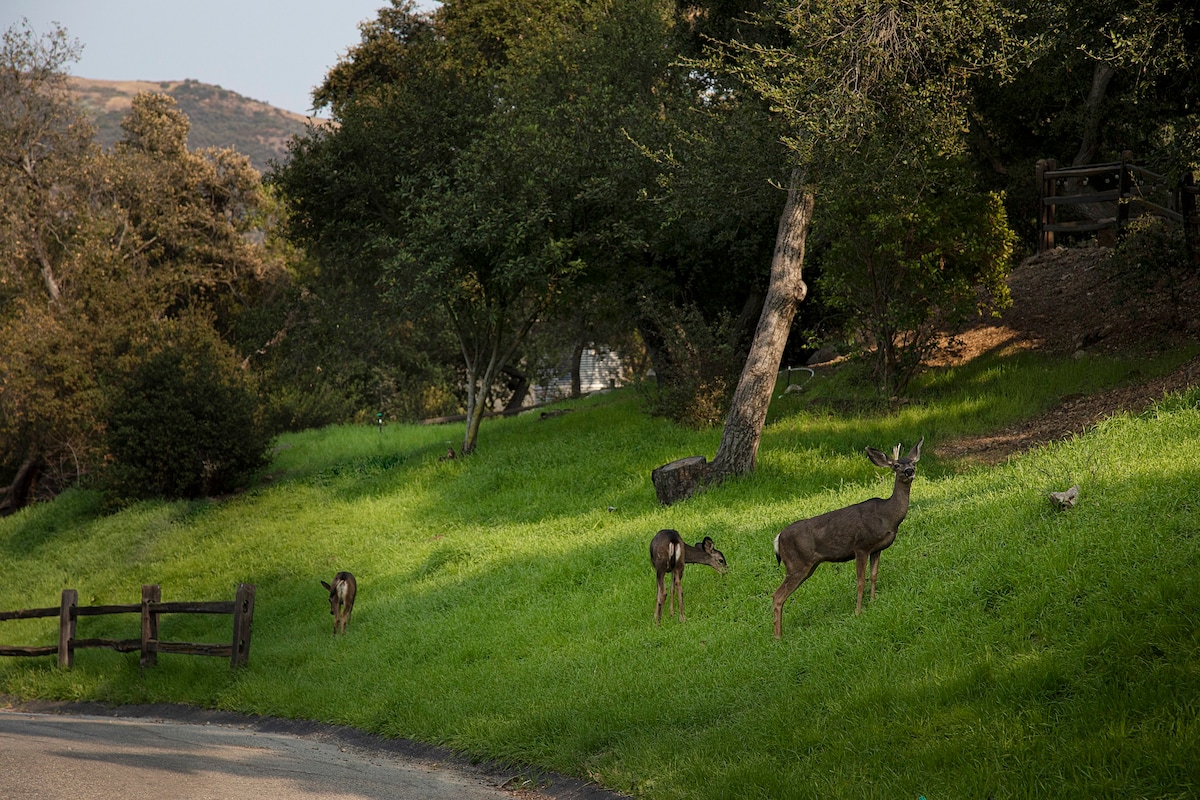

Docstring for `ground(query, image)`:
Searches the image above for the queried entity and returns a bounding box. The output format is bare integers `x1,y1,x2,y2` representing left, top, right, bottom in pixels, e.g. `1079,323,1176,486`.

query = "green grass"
2,345,1199,799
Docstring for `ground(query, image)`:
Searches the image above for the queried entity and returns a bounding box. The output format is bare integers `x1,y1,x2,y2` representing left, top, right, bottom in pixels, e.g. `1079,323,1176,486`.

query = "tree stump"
652,455,709,505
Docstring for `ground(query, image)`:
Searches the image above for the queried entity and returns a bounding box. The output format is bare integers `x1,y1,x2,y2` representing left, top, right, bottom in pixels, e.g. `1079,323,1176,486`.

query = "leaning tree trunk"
1067,63,1117,225
0,455,42,516
709,172,814,479
651,171,814,504
1072,62,1115,170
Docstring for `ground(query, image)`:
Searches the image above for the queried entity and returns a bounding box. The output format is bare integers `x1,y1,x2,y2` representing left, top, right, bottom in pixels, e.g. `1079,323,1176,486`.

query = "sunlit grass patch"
2,350,1199,798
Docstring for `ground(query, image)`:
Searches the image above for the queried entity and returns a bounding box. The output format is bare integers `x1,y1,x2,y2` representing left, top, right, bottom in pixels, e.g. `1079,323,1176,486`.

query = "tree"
274,1,518,454
0,20,103,510
652,0,1021,497
0,20,93,303
967,0,1200,240
276,0,683,454
104,323,268,503
708,172,813,477
818,172,1014,396
619,1,794,418
1,21,282,510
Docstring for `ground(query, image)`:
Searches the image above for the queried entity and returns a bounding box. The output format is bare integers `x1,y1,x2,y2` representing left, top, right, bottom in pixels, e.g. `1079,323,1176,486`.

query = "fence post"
1037,158,1057,252
141,584,161,668
1183,172,1197,266
1117,150,1134,234
230,583,255,669
57,589,77,669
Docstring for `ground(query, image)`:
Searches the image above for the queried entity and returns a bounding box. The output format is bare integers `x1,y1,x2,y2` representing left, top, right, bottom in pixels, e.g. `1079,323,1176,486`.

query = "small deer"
772,438,923,639
650,529,729,624
321,571,357,635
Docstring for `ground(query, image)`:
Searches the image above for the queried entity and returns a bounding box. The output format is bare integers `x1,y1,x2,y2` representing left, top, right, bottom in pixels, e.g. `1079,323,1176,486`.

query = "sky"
3,1,437,118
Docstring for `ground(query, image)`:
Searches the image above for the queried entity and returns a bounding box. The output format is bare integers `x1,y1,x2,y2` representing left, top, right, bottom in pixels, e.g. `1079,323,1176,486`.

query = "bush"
1109,215,1193,317
637,302,741,428
104,327,268,503
816,177,1015,396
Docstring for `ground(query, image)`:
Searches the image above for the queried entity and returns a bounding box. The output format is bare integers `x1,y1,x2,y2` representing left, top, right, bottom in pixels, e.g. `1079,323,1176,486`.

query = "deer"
772,438,923,639
650,529,729,624
320,571,357,635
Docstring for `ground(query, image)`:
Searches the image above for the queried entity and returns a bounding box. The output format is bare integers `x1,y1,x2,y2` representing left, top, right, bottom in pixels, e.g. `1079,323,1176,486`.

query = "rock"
806,346,839,366
1049,485,1080,510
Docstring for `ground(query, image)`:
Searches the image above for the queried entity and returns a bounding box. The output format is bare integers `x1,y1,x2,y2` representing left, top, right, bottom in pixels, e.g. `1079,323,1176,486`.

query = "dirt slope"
935,242,1200,465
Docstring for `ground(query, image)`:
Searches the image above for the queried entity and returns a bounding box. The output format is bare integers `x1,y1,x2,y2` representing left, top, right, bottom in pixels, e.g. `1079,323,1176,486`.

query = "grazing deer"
650,529,729,624
772,438,923,639
321,571,357,635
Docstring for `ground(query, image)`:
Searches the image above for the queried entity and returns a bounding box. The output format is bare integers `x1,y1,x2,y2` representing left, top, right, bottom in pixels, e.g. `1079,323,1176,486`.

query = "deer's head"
865,437,923,483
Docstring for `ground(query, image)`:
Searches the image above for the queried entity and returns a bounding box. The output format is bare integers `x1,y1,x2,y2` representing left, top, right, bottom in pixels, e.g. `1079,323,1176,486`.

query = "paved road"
0,705,618,800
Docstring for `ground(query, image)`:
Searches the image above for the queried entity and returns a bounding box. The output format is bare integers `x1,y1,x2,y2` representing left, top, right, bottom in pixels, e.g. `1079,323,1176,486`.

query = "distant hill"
68,76,324,173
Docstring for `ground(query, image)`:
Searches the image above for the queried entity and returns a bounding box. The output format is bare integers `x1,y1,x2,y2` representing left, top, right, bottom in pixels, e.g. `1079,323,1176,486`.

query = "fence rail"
1037,150,1198,256
0,584,254,670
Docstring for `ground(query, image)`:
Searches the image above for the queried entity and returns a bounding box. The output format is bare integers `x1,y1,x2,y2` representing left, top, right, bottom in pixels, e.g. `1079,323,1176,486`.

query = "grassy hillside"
2,344,1199,799
68,76,319,172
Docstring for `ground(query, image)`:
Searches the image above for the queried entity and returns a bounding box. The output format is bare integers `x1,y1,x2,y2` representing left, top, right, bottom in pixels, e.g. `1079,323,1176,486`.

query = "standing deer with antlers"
772,438,923,639
321,571,357,635
650,529,728,624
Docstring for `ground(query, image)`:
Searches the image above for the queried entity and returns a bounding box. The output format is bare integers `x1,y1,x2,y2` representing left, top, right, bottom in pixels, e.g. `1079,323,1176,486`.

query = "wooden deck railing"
1037,150,1197,255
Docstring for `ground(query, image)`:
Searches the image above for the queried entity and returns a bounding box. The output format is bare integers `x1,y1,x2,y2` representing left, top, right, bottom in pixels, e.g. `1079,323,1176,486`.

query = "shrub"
104,326,268,503
817,179,1015,397
637,302,741,428
1109,215,1193,320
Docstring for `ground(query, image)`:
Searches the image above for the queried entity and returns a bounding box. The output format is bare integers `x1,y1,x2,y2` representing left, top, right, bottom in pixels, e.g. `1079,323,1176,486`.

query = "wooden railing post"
1037,158,1057,252
1117,150,1134,234
58,589,77,669
1183,171,1197,265
141,584,161,668
230,583,255,669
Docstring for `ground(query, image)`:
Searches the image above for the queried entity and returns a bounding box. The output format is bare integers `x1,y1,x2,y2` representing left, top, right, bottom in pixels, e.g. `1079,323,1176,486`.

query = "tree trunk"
1068,63,1117,225
709,171,814,479
462,352,497,456
503,369,531,413
33,225,61,302
0,456,42,516
570,340,585,398
1072,62,1115,169
652,456,709,505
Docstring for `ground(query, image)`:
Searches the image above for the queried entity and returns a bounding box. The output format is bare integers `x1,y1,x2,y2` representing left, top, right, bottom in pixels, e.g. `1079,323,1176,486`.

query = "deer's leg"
868,551,881,602
772,563,815,639
854,554,867,615
674,565,685,622
655,574,666,624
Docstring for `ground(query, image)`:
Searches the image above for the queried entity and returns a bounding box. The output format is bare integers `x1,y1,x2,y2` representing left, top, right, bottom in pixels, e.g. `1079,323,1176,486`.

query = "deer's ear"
907,437,924,462
701,536,715,552
865,447,891,468
321,581,332,591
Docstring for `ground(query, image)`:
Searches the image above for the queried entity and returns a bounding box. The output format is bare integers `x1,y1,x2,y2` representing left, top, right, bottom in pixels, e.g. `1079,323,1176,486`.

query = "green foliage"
818,177,1015,396
1108,215,1195,315
636,302,742,428
967,0,1200,246
274,0,686,454
103,324,268,503
1,345,1199,799
738,0,1020,185
1,23,287,508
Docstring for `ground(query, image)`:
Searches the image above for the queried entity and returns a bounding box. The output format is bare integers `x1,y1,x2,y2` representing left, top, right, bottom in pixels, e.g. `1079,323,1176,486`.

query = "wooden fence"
1037,150,1198,254
0,584,254,670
